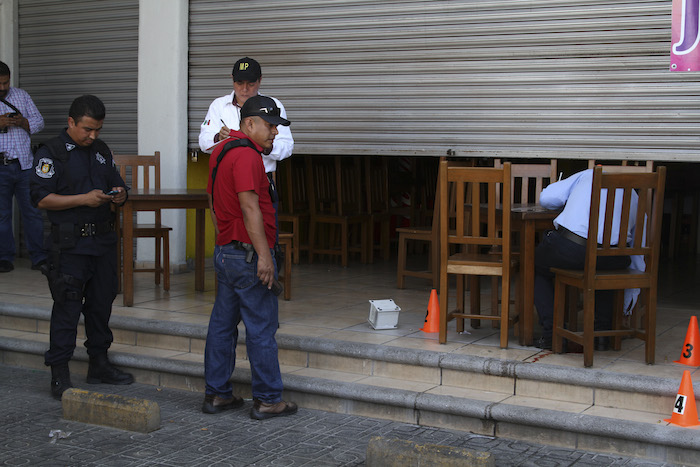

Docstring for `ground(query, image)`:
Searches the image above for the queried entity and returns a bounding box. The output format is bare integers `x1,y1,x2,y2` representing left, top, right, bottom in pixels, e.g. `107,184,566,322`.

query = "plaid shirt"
0,87,44,170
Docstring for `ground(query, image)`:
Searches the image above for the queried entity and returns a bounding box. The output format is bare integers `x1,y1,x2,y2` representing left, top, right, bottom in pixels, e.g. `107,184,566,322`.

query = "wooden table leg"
521,221,536,345
195,208,205,291
122,202,134,307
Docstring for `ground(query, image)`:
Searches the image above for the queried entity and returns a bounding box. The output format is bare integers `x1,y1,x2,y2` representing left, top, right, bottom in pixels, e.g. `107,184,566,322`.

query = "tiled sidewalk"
0,364,670,466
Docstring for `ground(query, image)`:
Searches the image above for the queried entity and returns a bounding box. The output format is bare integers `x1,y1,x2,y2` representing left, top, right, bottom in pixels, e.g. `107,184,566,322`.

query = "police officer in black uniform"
30,95,133,400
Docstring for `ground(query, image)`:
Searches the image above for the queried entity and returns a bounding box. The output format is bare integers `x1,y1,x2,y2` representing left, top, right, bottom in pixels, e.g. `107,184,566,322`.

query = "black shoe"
31,259,47,271
51,363,73,400
250,399,298,420
202,394,244,414
0,260,14,273
536,334,552,350
594,337,611,351
86,354,134,385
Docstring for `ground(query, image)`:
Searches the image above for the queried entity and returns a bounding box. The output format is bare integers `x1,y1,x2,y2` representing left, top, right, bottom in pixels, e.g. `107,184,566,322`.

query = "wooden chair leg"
155,236,161,286
396,234,407,289
552,278,566,354
491,277,499,329
163,231,170,291
308,220,316,264
341,221,349,267
456,275,465,333
582,290,596,367
470,276,481,329
500,276,509,349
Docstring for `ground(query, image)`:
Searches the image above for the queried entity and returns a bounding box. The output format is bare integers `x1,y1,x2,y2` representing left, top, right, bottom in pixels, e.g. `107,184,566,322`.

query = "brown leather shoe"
250,399,298,420
202,394,244,414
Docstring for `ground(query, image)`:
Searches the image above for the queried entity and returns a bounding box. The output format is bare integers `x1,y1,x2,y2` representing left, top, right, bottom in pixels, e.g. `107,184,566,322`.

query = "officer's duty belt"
51,220,114,240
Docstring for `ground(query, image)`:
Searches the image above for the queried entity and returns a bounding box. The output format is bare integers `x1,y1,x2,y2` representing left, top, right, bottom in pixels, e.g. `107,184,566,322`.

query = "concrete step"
0,301,698,465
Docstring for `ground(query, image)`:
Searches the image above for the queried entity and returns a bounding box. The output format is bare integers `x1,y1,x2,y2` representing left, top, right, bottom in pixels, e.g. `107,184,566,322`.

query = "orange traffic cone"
664,370,700,427
675,316,700,366
421,289,440,333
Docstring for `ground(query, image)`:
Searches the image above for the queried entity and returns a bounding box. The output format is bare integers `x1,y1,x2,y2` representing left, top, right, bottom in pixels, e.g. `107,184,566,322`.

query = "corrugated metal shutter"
189,0,700,161
17,0,139,154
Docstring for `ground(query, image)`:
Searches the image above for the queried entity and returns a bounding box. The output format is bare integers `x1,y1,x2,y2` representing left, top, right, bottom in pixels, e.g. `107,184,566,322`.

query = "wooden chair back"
114,152,163,224
495,159,557,204
585,166,665,289
587,159,653,173
277,157,309,215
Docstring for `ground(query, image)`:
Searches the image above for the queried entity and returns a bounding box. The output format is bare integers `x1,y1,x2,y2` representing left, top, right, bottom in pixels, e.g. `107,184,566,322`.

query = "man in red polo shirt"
203,95,297,420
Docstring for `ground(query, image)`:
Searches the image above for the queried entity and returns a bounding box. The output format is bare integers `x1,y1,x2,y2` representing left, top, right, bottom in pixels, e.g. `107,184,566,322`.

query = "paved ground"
0,364,673,466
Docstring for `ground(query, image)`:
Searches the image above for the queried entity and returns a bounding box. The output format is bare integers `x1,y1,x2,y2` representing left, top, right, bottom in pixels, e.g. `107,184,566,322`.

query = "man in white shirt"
198,57,293,174
533,168,642,351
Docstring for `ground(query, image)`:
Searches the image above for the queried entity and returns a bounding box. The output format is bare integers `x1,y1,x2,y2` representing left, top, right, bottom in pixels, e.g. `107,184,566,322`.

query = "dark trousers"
534,230,630,335
44,251,118,366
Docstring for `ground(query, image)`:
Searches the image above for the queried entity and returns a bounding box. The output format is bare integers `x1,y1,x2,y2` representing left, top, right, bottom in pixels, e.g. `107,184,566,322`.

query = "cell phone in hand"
104,189,119,196
270,279,283,297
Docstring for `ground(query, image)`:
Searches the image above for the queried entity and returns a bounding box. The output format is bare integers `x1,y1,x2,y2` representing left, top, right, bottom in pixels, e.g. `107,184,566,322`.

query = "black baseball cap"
232,57,262,82
240,95,291,126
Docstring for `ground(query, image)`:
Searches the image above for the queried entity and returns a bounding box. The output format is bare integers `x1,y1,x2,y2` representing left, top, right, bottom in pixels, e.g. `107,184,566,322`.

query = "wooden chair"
438,160,518,348
278,232,293,300
396,158,473,289
277,157,309,264
396,181,441,289
551,166,666,367
114,152,172,291
492,159,557,333
307,156,370,267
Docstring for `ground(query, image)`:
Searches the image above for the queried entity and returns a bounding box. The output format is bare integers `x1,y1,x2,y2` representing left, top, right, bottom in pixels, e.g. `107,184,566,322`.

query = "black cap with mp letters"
232,57,262,82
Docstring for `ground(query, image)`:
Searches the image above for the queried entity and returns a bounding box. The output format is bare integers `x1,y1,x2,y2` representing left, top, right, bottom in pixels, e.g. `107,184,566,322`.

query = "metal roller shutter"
17,0,139,154
189,0,700,161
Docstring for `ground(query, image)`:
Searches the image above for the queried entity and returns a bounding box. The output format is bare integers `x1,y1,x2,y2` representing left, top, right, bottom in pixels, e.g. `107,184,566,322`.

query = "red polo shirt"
206,132,276,248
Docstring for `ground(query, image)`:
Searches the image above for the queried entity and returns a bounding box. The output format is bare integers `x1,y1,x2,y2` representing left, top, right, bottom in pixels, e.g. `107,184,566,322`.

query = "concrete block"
366,436,494,467
62,388,160,433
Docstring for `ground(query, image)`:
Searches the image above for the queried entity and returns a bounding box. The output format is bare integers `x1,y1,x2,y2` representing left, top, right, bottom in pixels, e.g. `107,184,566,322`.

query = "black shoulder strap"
211,138,259,212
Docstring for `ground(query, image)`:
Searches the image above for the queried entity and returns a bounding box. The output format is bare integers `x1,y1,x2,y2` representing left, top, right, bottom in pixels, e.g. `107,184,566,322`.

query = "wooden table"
121,188,209,306
511,204,560,345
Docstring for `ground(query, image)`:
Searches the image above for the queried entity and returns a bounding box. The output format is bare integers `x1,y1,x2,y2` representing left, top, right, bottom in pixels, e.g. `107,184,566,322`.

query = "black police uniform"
30,129,126,367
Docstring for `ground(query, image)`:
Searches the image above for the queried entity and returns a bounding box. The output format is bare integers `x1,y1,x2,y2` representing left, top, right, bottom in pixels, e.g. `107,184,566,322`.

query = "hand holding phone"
104,189,119,196
269,279,283,297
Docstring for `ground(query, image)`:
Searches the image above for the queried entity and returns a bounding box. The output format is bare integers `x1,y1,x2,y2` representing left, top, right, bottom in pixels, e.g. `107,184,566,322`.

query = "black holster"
41,245,83,304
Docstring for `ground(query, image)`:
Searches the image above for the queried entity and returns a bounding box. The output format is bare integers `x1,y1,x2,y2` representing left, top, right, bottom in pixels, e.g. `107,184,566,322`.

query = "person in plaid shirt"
0,60,47,273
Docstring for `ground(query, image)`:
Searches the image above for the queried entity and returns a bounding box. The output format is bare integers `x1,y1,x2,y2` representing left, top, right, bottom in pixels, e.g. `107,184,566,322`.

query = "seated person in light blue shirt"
533,168,643,351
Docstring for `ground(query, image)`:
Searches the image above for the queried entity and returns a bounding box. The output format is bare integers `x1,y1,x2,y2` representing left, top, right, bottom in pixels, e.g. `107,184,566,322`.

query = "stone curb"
366,436,494,467
62,388,160,433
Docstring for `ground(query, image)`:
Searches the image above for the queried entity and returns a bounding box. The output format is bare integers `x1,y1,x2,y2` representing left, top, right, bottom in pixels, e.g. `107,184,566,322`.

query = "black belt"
51,221,114,240
1,153,19,166
556,226,588,247
231,240,254,251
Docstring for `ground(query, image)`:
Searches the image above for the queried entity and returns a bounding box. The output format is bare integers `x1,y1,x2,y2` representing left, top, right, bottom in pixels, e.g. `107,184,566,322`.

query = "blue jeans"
0,163,47,265
204,243,283,403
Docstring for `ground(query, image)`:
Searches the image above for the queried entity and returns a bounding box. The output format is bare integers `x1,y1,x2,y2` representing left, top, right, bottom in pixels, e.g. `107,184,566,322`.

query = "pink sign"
671,0,700,70
671,0,700,71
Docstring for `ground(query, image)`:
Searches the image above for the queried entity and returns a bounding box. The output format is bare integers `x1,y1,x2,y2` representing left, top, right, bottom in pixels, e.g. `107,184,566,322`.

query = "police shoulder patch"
36,158,55,179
